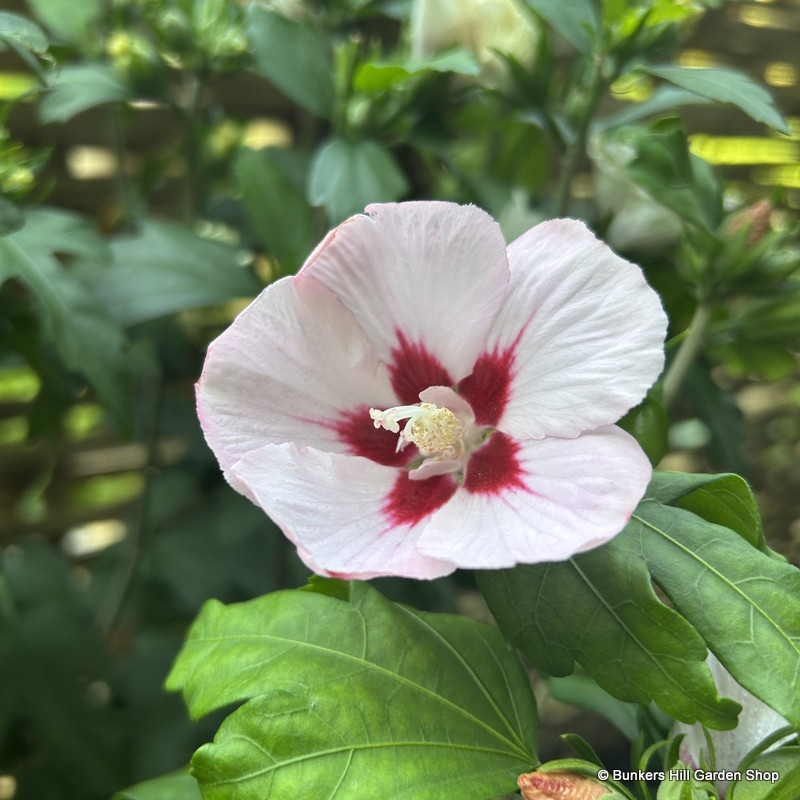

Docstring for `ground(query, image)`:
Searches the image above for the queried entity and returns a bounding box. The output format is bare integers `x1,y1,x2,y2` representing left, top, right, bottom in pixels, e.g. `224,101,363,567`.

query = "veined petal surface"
482,219,667,440
300,202,510,392
417,425,652,567
229,442,458,580
197,276,396,479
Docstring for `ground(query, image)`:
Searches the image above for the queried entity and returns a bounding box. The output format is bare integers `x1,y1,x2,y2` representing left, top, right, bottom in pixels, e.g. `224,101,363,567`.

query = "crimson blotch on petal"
196,201,667,579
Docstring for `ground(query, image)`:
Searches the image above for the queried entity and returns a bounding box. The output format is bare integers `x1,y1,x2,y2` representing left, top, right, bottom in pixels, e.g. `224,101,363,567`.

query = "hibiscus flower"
196,201,666,579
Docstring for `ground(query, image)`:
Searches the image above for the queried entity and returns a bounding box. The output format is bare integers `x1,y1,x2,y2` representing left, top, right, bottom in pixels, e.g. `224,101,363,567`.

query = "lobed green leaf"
477,529,740,730
631,500,800,729
167,581,537,800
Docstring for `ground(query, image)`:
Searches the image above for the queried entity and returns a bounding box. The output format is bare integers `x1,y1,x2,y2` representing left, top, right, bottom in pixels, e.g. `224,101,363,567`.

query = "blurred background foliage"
0,0,798,797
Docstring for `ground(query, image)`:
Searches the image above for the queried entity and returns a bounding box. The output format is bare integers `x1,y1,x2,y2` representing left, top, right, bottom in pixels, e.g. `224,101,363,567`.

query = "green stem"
555,52,607,217
661,302,714,409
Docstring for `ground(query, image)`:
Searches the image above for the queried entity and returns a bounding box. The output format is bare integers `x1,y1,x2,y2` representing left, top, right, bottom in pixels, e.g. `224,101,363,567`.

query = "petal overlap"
197,202,667,578
484,219,667,440
301,202,510,386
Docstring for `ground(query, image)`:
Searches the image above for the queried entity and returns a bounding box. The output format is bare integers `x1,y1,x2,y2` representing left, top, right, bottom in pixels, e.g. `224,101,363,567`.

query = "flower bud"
518,769,612,800
725,199,772,248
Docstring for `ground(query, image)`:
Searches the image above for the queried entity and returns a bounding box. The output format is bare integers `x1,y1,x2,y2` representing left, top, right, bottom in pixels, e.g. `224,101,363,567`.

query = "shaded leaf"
167,581,537,800
524,0,598,54
27,0,101,43
0,208,133,424
646,471,765,551
631,500,800,729
477,528,740,729
245,5,333,117
234,147,313,272
40,64,130,124
94,220,260,326
625,119,723,233
645,66,788,133
729,747,800,800
0,11,49,54
308,138,408,223
114,769,202,800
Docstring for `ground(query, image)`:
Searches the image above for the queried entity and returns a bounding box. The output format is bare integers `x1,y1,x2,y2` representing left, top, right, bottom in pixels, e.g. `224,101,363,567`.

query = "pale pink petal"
300,202,509,400
416,425,652,567
196,276,397,483
472,219,667,439
229,443,457,580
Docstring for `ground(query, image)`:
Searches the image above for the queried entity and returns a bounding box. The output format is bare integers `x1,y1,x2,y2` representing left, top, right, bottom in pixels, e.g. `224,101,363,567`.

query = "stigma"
370,402,465,460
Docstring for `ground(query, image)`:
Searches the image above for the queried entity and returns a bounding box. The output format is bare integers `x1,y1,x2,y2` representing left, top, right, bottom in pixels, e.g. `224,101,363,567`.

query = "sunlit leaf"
354,50,479,93
167,581,537,800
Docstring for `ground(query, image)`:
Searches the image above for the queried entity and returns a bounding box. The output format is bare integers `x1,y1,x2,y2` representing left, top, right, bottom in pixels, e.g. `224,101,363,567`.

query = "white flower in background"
673,654,792,798
410,0,539,84
589,131,683,253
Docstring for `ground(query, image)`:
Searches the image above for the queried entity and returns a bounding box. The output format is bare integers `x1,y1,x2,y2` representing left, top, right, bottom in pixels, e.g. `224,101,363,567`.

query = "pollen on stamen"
369,402,464,458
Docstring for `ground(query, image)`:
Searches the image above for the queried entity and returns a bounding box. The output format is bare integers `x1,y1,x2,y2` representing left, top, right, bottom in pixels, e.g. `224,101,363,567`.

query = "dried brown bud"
518,769,611,800
725,199,772,247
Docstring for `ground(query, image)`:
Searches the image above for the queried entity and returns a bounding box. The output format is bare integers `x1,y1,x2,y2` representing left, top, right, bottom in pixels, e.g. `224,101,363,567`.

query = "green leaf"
308,138,409,223
729,747,800,800
245,5,333,118
114,769,202,800
167,581,537,800
631,500,800,729
625,118,723,233
646,471,765,551
353,50,480,93
26,0,101,43
644,66,789,133
477,528,740,729
93,220,260,326
0,196,25,236
548,674,639,740
0,209,133,424
625,119,722,233
0,11,49,54
600,86,713,130
618,395,669,466
234,147,313,272
39,64,130,124
524,0,598,54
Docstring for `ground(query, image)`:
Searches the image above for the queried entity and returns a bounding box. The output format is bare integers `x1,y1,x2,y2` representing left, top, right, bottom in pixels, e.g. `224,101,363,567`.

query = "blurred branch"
661,302,714,409
555,52,607,217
